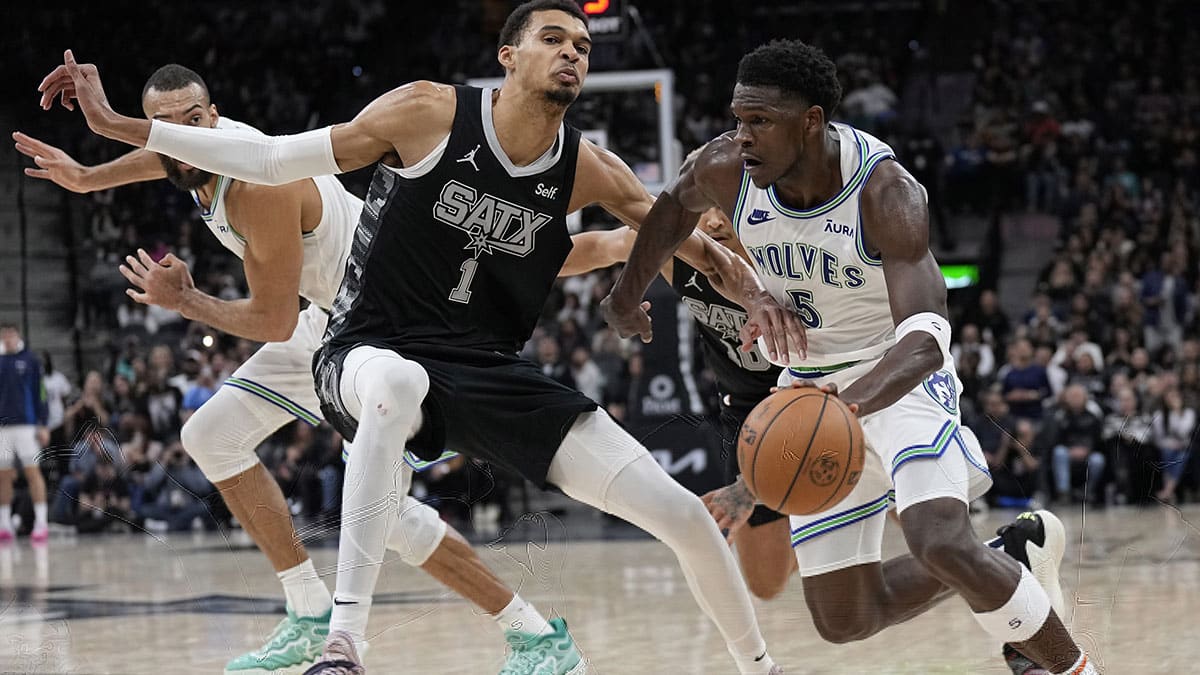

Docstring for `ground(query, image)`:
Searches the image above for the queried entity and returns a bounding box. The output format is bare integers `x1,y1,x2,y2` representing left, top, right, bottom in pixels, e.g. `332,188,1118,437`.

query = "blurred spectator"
974,390,1040,508
1000,338,1052,422
139,442,215,532
569,346,605,404
40,351,73,449
1152,388,1196,504
76,456,135,534
952,324,996,378
1047,384,1107,504
963,290,1012,352
536,337,574,389
181,367,218,424
1103,387,1155,504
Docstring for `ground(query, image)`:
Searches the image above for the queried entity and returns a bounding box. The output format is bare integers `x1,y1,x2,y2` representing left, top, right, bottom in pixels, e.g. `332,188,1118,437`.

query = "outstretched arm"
40,50,453,185
13,132,165,193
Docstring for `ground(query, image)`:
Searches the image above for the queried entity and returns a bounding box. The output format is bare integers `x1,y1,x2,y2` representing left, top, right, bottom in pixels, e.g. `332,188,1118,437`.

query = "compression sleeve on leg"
145,121,340,185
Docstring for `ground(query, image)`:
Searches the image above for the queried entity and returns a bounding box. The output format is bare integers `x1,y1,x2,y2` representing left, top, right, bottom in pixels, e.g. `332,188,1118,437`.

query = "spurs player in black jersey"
47,2,806,673
560,207,794,599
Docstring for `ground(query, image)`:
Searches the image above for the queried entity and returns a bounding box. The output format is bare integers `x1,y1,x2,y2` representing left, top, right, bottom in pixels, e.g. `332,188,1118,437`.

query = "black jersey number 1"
449,258,479,304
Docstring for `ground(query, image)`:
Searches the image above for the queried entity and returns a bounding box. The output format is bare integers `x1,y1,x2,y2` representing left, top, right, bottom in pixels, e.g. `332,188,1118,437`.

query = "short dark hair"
737,39,843,118
498,0,589,50
0,323,16,332
142,64,210,101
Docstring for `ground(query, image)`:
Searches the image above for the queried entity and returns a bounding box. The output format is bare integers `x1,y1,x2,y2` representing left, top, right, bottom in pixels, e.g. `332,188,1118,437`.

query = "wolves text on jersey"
434,180,552,258
745,241,866,289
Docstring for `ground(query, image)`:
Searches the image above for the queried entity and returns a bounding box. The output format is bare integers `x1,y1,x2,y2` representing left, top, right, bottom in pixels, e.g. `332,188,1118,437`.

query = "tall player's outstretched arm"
596,135,806,362
13,132,165,193
40,50,454,185
835,161,949,417
118,180,309,343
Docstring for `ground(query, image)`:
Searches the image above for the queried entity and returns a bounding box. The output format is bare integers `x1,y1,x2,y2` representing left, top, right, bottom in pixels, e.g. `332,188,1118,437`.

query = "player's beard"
543,84,579,107
158,155,214,191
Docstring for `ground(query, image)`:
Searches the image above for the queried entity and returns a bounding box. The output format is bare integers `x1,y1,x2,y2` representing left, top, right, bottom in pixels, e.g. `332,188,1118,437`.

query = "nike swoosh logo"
333,599,358,606
746,214,775,225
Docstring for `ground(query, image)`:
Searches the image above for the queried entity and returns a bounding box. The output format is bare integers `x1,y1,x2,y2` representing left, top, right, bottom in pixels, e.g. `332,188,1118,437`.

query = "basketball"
737,388,865,516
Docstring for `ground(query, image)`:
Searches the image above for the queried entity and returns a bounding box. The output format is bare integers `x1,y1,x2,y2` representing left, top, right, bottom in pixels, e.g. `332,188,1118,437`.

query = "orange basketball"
737,388,865,516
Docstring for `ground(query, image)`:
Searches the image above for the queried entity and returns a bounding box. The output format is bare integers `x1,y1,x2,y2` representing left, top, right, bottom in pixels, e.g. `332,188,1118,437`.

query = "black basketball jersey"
672,259,781,401
325,86,582,354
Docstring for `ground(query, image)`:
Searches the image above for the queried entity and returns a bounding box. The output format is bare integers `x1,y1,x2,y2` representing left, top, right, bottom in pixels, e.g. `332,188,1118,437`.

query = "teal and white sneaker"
225,608,330,674
500,617,586,675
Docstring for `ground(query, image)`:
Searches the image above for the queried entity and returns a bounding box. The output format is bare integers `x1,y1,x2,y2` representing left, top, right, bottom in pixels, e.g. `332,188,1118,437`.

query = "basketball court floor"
0,505,1195,674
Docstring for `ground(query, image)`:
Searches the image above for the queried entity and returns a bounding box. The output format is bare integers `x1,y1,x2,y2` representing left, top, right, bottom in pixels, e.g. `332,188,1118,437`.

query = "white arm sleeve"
145,120,341,185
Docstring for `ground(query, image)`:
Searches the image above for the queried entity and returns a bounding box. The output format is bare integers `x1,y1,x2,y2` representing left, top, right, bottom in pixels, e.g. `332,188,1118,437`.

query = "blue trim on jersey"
222,377,322,426
853,151,895,267
766,129,869,219
956,429,991,478
890,419,957,478
790,492,890,546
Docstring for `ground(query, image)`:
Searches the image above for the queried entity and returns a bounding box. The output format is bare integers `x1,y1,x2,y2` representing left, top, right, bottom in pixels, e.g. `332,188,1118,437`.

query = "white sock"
0,505,11,531
33,503,47,528
330,592,373,645
494,594,552,636
1054,651,1097,675
731,648,777,675
278,559,333,618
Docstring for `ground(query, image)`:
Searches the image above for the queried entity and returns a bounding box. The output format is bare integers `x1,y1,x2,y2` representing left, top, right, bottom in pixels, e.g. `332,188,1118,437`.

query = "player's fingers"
124,254,147,275
136,248,158,269
785,313,807,360
37,65,70,92
23,168,51,180
125,288,149,304
118,265,144,287
639,301,651,312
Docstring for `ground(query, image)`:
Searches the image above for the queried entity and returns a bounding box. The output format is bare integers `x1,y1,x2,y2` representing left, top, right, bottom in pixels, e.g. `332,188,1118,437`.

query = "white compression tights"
548,410,767,664
330,346,430,642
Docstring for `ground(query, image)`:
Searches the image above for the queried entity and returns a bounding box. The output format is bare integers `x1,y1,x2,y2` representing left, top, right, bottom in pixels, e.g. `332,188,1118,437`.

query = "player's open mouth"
742,157,762,171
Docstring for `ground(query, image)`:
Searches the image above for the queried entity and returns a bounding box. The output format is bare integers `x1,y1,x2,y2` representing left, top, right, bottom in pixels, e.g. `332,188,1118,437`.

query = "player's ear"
498,44,516,73
805,105,825,135
209,103,219,128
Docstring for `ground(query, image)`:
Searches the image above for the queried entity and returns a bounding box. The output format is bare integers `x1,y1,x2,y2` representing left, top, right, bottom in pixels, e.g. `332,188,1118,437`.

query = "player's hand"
12,132,95,193
739,292,806,365
119,249,195,313
770,380,861,415
702,477,757,544
600,294,654,343
35,427,50,448
38,51,115,134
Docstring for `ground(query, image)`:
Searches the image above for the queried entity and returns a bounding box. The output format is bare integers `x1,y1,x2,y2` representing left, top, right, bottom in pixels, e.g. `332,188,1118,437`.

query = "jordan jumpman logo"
457,144,481,172
685,272,703,292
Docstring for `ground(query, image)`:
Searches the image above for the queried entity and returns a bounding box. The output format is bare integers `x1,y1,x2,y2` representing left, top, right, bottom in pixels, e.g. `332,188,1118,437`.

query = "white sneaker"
993,510,1067,617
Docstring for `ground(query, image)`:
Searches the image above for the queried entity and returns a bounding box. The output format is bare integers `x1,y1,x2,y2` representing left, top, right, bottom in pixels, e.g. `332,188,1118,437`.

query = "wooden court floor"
0,505,1196,674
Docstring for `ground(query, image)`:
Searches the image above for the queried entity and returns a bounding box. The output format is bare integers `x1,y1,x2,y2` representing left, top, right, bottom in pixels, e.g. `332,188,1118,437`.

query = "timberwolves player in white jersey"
20,63,607,675
606,40,1098,675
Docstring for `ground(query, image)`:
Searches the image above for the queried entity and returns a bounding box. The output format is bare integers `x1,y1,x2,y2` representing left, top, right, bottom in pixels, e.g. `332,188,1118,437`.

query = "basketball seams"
809,395,859,513
745,390,824,498
773,393,830,512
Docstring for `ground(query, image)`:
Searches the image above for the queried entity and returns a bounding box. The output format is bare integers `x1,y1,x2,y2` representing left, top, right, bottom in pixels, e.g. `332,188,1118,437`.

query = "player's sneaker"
992,510,1067,675
500,617,585,675
992,509,1067,615
30,526,49,544
1003,643,1050,675
0,528,13,544
300,630,364,675
225,608,330,674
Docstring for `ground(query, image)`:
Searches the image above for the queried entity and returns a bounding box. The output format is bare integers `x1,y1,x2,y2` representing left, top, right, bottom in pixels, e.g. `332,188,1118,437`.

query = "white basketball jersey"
735,122,897,367
190,117,360,310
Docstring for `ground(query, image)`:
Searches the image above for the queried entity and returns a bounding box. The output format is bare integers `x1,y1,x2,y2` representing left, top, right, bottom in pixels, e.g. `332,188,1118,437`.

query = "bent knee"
745,573,789,601
809,611,878,644
361,361,429,413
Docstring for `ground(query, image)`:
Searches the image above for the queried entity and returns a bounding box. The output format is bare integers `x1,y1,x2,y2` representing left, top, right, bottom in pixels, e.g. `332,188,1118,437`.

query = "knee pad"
181,389,278,482
340,347,430,422
387,495,447,566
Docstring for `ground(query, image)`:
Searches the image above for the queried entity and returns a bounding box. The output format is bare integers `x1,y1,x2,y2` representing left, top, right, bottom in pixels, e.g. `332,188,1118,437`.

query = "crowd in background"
2,0,1197,535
